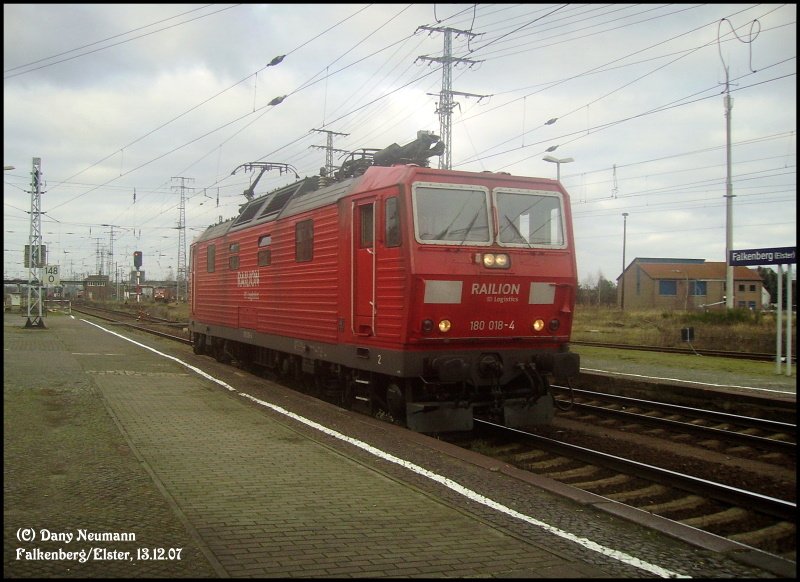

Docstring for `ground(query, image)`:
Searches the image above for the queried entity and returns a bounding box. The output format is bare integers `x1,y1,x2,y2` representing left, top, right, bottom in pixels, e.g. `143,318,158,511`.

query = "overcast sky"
3,3,796,285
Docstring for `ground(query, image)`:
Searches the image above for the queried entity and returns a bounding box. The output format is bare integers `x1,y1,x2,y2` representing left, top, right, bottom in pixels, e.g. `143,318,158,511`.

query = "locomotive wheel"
213,339,230,364
386,382,406,424
299,371,318,395
342,380,355,410
192,333,206,355
274,356,288,379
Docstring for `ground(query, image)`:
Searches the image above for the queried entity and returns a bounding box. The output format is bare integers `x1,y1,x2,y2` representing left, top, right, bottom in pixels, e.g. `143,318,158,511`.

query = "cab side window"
385,197,401,248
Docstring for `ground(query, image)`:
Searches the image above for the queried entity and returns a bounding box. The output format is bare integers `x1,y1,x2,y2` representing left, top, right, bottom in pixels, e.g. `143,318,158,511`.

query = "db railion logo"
471,282,520,295
237,269,259,287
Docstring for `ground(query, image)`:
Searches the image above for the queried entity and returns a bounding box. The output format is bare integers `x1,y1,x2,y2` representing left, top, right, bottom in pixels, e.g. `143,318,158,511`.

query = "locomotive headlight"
422,319,434,333
480,253,510,269
438,319,452,333
549,318,560,331
532,319,545,332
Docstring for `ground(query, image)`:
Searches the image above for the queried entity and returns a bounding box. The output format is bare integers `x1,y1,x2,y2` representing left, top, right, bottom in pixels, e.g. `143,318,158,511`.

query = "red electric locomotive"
189,131,580,432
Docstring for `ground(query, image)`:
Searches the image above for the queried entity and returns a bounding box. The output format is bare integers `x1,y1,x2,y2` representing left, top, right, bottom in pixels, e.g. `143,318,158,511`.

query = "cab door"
352,199,376,336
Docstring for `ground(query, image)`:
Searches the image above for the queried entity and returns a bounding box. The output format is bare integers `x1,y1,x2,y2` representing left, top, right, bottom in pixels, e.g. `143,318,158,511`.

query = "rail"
474,418,796,521
571,340,795,362
44,299,72,314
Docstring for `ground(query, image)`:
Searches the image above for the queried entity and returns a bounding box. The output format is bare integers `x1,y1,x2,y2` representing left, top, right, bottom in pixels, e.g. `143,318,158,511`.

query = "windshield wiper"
458,210,483,245
435,211,463,240
503,214,532,248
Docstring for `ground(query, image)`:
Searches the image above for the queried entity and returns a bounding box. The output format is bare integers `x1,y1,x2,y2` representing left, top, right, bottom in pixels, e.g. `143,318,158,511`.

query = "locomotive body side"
190,179,349,364
189,165,579,432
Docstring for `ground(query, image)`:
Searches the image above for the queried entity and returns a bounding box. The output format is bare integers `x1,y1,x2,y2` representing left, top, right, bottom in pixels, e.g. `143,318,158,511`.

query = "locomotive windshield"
412,183,566,248
495,189,565,248
412,183,492,245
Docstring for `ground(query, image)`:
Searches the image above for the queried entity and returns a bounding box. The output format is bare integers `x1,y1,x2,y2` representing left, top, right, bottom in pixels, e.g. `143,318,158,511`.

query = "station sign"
729,246,796,266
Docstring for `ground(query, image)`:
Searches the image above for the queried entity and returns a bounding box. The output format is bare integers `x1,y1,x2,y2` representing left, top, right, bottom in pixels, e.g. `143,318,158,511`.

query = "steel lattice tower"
106,225,115,283
310,128,349,180
416,26,485,170
25,157,45,328
172,177,193,302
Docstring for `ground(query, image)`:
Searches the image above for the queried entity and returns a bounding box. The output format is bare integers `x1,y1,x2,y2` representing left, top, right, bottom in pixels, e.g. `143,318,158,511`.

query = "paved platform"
3,311,793,578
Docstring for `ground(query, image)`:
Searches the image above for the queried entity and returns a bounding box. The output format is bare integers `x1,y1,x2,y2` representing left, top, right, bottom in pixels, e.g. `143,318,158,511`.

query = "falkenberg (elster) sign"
729,246,796,266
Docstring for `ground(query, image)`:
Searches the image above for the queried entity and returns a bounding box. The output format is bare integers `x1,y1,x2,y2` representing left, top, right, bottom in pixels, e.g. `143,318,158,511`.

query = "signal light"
133,251,143,268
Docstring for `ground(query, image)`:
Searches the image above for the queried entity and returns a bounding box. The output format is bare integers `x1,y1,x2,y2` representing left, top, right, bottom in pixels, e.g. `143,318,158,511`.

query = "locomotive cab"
390,172,580,431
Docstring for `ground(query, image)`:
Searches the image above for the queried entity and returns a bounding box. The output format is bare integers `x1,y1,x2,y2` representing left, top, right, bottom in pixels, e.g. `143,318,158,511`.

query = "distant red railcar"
154,286,174,303
189,133,580,432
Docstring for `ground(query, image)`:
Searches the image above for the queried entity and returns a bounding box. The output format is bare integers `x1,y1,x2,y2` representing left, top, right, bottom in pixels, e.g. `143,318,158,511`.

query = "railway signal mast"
25,157,45,328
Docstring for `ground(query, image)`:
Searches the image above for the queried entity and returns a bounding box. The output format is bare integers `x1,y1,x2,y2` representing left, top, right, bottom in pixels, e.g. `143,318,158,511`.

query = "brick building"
83,275,110,301
617,258,764,311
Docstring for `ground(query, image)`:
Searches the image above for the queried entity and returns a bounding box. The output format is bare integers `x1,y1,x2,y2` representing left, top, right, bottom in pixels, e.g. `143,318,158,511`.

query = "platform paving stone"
3,316,219,578
4,313,598,578
97,378,571,577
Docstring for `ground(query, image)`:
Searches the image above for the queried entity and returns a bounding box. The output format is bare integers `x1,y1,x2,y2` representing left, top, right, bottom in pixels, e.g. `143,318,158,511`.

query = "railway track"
551,386,796,457
571,340,793,362
473,418,794,516
444,410,796,561
71,305,192,345
72,304,797,562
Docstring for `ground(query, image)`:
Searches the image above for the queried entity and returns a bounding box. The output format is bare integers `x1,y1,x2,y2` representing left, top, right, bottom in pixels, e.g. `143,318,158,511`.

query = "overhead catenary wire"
4,4,793,280
3,4,243,79
44,4,379,214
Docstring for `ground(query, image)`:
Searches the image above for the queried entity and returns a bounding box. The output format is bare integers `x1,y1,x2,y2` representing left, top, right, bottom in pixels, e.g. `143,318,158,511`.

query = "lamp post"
723,66,734,310
62,249,73,280
672,269,689,310
621,213,629,310
542,155,574,181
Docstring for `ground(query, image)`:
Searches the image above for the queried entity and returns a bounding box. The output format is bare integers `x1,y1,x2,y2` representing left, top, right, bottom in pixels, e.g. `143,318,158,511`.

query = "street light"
621,213,629,310
672,269,689,310
542,155,574,181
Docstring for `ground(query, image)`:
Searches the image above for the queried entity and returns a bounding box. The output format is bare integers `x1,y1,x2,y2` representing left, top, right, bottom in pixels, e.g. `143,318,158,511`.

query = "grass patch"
576,346,783,379
573,305,791,353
